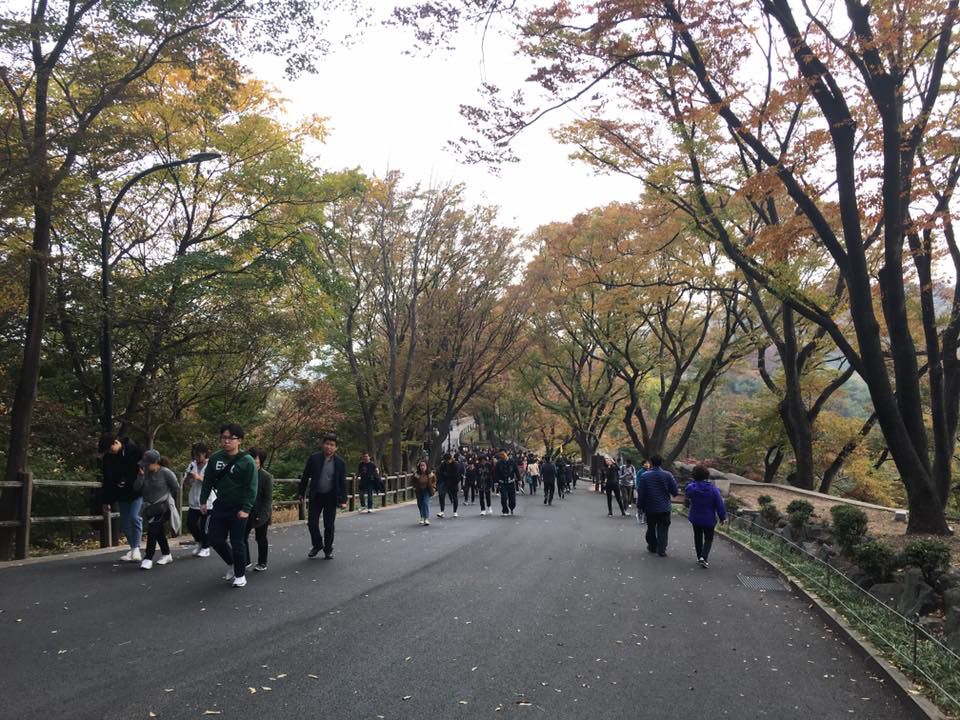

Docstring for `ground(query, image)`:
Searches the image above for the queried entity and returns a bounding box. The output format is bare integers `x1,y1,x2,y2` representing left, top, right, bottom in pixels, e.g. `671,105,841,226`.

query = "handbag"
142,495,169,518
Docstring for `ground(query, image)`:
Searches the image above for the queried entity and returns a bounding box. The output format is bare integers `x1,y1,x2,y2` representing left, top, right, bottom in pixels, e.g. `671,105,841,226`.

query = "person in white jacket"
184,442,215,557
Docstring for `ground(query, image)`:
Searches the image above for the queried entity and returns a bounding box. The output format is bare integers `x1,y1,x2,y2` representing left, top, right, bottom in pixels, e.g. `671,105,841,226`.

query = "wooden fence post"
100,505,113,549
298,495,306,521
14,471,32,560
348,474,357,512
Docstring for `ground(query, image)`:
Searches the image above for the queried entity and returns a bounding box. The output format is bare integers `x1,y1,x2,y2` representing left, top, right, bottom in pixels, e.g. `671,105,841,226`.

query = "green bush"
724,495,742,514
757,494,774,508
830,505,869,551
786,500,815,530
901,538,952,585
852,541,899,585
760,503,782,527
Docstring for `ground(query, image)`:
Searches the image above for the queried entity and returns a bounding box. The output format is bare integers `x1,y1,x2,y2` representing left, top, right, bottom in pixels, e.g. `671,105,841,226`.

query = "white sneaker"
198,547,211,558
419,518,425,525
120,549,134,562
131,548,142,562
232,576,247,588
156,554,173,565
480,510,486,516
437,512,444,518
191,546,201,557
140,558,153,570
223,568,236,582
453,512,459,518
367,508,374,513
424,519,430,526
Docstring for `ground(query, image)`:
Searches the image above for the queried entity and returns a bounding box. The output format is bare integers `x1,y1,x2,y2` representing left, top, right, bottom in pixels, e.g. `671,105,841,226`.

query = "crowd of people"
99,424,727,589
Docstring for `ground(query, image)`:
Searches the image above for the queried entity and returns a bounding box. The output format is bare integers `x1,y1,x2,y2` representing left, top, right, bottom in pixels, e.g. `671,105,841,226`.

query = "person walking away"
555,457,567,499
184,442,213,557
568,460,576,490
245,447,273,572
464,459,478,505
527,458,540,495
436,453,462,518
413,461,437,525
621,460,637,508
357,452,382,513
685,465,726,568
636,455,679,556
540,457,557,506
135,449,179,570
298,434,347,560
200,423,258,587
496,451,519,515
478,457,494,515
604,456,627,516
99,432,144,562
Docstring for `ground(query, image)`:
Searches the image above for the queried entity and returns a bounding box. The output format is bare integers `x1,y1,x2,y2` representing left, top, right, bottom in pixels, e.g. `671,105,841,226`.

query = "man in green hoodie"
200,423,258,588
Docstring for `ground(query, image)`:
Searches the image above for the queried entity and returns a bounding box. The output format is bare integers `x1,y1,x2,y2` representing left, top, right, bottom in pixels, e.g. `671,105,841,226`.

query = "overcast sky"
255,19,640,237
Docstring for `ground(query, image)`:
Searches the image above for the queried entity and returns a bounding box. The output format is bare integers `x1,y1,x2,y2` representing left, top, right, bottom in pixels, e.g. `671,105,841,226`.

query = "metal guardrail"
717,511,960,714
0,471,417,560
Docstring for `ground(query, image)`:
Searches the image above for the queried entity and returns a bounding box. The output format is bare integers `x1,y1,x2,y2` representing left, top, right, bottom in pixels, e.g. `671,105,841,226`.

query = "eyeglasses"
220,435,241,442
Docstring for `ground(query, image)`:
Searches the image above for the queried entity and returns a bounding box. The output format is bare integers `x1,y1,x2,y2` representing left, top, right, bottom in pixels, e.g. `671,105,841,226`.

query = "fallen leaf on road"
402,695,412,701
308,674,319,679
203,712,221,716
248,688,257,694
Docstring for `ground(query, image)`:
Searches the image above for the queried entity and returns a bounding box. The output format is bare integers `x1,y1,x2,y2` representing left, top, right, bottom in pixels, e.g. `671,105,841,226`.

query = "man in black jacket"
540,457,557,506
299,434,347,559
357,452,381,513
99,433,144,562
436,453,462,518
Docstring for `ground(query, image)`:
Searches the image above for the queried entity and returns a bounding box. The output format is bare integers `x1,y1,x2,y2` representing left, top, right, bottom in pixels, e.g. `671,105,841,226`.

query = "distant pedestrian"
134,449,179,570
478,456,494,515
636,455,679,556
437,453,462,518
245,447,273,572
620,460,636,507
495,451,519,515
200,423,258,587
299,434,347,560
99,432,144,562
184,442,213,557
540,457,557,505
684,465,726,568
413,460,437,525
357,452,382,513
464,459,478,505
527,458,539,495
604,456,627,516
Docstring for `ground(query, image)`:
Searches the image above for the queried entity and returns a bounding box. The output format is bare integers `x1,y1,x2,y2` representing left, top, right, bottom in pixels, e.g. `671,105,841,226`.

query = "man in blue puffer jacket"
684,464,726,568
636,455,678,556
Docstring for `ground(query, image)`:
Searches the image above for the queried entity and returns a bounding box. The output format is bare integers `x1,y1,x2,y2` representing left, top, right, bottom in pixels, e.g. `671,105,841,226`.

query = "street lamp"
100,152,222,432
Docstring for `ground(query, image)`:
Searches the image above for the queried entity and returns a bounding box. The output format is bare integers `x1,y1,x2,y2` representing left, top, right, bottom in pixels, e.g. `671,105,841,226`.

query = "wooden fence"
0,471,416,560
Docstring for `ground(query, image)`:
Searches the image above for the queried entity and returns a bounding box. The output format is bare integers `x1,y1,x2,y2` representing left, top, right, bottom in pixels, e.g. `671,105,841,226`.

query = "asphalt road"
0,487,921,720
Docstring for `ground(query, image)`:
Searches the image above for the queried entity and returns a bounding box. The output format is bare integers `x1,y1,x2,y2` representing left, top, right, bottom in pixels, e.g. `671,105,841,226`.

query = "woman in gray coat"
245,447,273,572
134,449,180,570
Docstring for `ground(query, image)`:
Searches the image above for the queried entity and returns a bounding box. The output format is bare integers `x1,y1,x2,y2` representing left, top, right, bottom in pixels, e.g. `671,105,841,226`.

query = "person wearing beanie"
684,464,726,568
133,449,179,570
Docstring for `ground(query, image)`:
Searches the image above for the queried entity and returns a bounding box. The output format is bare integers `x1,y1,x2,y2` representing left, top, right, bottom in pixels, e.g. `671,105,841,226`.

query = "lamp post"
100,152,221,432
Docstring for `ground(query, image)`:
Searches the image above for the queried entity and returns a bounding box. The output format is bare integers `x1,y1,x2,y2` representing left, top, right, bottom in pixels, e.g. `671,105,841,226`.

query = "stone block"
896,567,937,618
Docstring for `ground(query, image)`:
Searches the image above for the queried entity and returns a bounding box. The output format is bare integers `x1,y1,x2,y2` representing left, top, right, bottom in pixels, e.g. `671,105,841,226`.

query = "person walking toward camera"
299,434,347,559
436,452,462,518
685,464,726,568
636,455,678,556
135,449,179,570
184,442,213,557
245,447,273,572
200,424,258,587
604,456,627,516
99,432,144,562
357,452,381,513
413,460,437,525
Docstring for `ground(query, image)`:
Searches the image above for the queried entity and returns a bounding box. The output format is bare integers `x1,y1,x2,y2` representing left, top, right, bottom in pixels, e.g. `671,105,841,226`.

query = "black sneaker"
308,547,321,558
323,550,333,560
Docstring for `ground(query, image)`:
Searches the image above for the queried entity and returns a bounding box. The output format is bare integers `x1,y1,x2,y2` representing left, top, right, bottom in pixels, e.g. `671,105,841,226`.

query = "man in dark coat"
299,434,347,559
540,457,557,506
636,455,679,556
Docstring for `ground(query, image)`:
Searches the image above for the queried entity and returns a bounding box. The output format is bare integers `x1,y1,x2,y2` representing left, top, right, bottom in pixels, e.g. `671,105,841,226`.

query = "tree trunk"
763,445,784,483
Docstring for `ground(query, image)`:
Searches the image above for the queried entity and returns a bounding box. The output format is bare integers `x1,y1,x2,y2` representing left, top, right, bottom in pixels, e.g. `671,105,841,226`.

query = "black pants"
464,483,476,503
500,482,516,513
606,484,625,515
361,486,376,509
543,480,555,504
208,503,248,577
479,484,493,511
439,482,459,513
645,512,672,555
308,492,338,553
145,512,170,559
693,524,715,561
246,519,269,566
186,508,209,548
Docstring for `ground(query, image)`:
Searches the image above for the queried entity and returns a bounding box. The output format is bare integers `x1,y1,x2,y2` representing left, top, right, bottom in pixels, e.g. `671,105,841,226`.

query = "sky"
254,17,641,237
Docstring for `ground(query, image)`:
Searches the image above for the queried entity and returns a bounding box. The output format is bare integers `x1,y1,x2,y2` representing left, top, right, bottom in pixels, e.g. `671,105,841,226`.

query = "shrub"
760,503,782,527
830,505,869,551
724,495,742,514
852,541,899,585
786,500,815,530
900,538,952,585
757,494,774,508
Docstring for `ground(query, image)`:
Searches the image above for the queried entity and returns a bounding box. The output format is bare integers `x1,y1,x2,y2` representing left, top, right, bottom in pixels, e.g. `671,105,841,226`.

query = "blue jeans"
416,488,431,519
362,486,376,509
207,503,249,577
117,497,143,549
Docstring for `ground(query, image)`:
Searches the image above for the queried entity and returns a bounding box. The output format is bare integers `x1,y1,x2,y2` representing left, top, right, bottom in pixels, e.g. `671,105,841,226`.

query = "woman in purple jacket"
684,465,726,568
